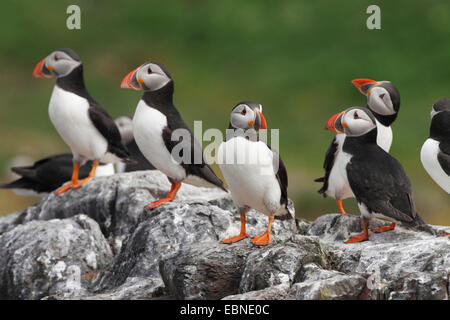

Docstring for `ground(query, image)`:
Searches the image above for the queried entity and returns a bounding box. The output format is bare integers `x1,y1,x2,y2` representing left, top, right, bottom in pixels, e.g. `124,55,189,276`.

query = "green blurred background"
0,0,448,223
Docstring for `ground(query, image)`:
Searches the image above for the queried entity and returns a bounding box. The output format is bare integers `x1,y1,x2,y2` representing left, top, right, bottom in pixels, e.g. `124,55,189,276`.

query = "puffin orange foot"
145,198,172,210
371,222,396,233
438,233,450,237
54,183,74,195
251,232,271,246
345,232,369,244
337,200,347,215
72,177,93,189
222,233,249,244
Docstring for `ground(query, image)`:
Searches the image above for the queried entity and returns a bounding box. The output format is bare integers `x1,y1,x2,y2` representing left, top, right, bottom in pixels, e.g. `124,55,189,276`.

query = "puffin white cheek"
144,74,170,91
369,91,394,115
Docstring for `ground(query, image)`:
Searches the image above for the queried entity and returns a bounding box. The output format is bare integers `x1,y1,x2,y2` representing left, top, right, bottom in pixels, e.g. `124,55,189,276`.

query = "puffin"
420,98,450,193
326,106,432,243
120,61,226,210
0,116,150,196
0,154,114,197
315,78,401,214
217,102,293,246
114,115,155,172
33,48,129,194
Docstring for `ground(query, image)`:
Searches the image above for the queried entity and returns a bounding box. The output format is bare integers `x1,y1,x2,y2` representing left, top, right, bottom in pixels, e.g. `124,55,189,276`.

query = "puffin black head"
33,48,82,79
121,62,172,91
352,78,400,125
326,107,376,137
229,102,267,132
431,98,450,118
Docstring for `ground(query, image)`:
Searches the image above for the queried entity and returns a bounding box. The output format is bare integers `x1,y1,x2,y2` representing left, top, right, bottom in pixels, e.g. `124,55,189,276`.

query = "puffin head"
115,115,134,144
352,78,400,117
326,107,376,137
431,98,450,118
33,48,82,79
120,62,172,91
229,102,267,132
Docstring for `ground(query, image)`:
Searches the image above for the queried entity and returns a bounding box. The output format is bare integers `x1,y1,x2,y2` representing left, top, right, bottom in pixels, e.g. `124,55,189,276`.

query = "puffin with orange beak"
326,107,433,243
121,61,226,210
33,48,129,194
315,78,401,214
217,102,293,246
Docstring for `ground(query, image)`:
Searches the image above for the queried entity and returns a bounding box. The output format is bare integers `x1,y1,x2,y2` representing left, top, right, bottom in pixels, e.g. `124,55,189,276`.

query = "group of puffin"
1,48,449,245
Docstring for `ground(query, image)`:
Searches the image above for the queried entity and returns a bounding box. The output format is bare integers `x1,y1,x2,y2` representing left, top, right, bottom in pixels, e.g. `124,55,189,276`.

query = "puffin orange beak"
120,67,140,89
325,112,344,133
33,58,47,78
257,110,267,131
351,78,377,95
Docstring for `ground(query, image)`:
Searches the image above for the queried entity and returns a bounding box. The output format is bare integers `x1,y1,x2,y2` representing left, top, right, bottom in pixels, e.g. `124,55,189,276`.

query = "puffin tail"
403,215,436,236
275,199,295,221
314,176,328,198
189,164,227,192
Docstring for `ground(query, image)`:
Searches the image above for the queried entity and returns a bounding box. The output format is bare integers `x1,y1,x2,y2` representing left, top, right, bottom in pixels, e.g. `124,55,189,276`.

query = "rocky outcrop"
0,171,448,300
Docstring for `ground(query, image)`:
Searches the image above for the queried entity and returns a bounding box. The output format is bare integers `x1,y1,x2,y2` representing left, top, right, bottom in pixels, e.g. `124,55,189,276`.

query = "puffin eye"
54,55,59,61
241,107,247,115
147,67,152,74
353,112,359,119
379,93,385,100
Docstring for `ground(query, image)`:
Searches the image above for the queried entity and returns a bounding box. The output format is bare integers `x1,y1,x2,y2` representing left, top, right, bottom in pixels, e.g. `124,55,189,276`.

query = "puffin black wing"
88,104,130,160
161,123,226,191
346,145,423,226
315,136,339,196
437,150,450,176
265,144,293,220
123,139,155,172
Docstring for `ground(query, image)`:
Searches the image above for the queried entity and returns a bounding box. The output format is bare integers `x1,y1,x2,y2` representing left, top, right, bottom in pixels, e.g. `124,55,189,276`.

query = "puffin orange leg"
438,233,450,237
371,222,396,233
145,182,182,210
72,161,99,189
337,200,347,215
345,220,369,244
251,215,274,246
54,163,80,195
222,214,248,244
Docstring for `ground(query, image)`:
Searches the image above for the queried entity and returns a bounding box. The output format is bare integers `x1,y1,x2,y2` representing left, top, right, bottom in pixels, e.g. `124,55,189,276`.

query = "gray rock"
160,241,252,300
307,213,450,300
0,214,112,299
92,200,297,299
239,235,326,293
0,171,448,300
289,263,367,300
222,284,290,300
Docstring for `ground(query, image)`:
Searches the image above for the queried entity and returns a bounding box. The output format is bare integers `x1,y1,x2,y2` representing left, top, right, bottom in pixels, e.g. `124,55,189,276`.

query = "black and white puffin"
0,115,151,196
120,61,226,210
326,106,432,243
420,98,450,194
114,115,155,172
0,154,114,197
33,48,129,194
217,102,293,246
315,78,401,214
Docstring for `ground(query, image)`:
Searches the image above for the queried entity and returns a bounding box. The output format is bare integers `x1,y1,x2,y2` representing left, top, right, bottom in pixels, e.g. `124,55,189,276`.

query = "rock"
0,214,112,299
160,241,251,300
92,200,297,299
239,235,326,293
306,213,450,300
0,171,449,300
289,263,367,300
222,284,290,300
